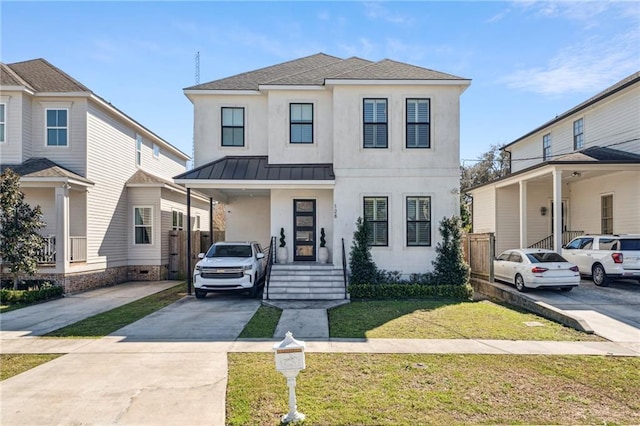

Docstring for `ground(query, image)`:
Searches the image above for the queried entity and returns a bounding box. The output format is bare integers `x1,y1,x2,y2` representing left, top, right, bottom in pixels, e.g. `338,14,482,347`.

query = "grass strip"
44,283,186,338
329,299,603,340
238,305,282,338
1,354,62,381
227,353,640,425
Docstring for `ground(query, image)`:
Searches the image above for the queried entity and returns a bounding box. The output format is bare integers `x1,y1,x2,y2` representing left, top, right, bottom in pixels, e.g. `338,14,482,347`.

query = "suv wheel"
248,277,259,298
592,264,609,287
195,289,207,299
515,274,527,292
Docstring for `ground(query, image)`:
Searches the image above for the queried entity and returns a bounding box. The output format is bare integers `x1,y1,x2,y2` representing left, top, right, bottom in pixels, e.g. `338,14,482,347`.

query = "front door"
294,199,316,261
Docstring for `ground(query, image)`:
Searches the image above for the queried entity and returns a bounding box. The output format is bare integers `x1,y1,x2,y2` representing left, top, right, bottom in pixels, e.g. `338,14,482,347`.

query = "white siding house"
176,53,470,298
468,72,640,255
0,59,210,292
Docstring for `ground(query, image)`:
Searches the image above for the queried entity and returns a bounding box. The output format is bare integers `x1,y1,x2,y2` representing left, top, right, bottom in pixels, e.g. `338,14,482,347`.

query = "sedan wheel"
515,274,527,292
592,264,609,287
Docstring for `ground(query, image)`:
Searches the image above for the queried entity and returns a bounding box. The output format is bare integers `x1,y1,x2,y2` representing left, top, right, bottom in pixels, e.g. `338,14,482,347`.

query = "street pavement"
1,279,639,425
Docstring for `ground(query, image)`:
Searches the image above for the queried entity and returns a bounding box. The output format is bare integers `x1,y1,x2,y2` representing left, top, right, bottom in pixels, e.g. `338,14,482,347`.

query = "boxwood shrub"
0,286,64,305
349,282,473,300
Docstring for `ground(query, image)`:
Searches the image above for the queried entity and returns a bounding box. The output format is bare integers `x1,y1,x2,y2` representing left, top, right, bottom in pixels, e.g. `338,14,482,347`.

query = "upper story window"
46,109,68,146
153,143,160,158
221,107,244,147
136,134,142,166
406,196,431,246
363,99,387,148
364,196,388,246
290,103,313,144
0,103,5,143
406,99,430,148
573,118,584,150
134,206,153,244
542,133,551,161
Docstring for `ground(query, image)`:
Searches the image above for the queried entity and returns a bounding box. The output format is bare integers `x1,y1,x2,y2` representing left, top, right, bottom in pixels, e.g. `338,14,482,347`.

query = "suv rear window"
206,245,252,258
620,239,640,250
527,252,567,263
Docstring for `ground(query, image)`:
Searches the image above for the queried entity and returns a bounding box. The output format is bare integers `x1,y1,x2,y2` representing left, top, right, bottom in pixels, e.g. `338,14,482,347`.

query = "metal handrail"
341,238,348,299
529,230,584,249
264,236,276,300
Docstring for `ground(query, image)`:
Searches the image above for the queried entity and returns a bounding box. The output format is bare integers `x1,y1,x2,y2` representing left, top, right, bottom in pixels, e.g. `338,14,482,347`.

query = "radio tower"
191,52,200,169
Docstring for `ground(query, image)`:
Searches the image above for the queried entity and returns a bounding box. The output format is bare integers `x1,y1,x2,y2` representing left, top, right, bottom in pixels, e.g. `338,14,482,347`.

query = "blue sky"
2,1,639,165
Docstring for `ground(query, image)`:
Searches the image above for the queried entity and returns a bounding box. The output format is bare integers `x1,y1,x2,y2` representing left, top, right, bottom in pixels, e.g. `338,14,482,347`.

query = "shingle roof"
5,58,90,92
174,156,335,181
0,63,32,87
0,158,94,184
186,53,468,91
551,146,640,163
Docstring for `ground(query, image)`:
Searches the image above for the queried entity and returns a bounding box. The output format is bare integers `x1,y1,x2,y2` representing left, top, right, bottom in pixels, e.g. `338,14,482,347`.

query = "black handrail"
341,238,348,299
529,230,584,250
264,236,276,300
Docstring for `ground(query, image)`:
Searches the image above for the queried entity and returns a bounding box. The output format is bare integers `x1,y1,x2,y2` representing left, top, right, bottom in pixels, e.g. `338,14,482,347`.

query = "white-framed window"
601,194,613,234
406,98,430,148
153,143,160,158
134,207,153,244
290,103,313,144
221,107,244,146
406,196,431,246
543,133,551,161
363,99,388,148
172,210,184,230
46,108,68,146
0,103,6,143
195,214,201,230
135,133,142,166
364,197,388,246
573,118,584,150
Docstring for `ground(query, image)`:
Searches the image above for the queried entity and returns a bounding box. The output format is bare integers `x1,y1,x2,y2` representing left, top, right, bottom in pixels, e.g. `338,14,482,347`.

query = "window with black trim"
573,118,584,150
46,109,68,146
543,133,551,160
601,194,613,234
221,107,244,146
406,196,431,246
406,99,430,148
290,103,313,144
363,99,387,148
364,197,388,246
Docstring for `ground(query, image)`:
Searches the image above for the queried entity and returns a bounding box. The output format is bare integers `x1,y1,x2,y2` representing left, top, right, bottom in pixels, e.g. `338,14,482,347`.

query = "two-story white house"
0,58,210,292
468,72,640,255
175,53,470,299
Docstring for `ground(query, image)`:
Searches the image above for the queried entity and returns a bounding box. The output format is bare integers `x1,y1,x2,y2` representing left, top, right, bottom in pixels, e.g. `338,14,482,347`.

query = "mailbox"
273,331,306,423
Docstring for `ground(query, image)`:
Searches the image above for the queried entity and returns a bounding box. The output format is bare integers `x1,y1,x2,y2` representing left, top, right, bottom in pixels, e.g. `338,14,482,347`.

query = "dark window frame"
221,107,245,147
601,194,613,234
289,103,314,144
364,196,388,246
363,98,388,149
573,118,584,150
406,196,431,246
406,98,431,149
542,133,551,161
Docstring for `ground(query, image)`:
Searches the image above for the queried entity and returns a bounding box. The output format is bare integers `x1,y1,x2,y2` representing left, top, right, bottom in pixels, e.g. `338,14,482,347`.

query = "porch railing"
341,238,348,299
33,235,87,265
264,236,276,300
70,236,87,263
36,235,56,264
529,230,584,250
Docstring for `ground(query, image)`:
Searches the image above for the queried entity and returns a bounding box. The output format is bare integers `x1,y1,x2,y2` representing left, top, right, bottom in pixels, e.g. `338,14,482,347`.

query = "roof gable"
6,58,90,92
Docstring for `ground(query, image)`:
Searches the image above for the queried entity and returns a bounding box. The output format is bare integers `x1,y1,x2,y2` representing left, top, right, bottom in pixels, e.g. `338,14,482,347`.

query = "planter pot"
318,247,329,264
276,247,288,264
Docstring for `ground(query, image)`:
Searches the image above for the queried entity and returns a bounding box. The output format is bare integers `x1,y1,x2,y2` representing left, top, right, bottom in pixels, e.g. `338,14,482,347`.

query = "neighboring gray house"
468,72,640,254
0,58,210,292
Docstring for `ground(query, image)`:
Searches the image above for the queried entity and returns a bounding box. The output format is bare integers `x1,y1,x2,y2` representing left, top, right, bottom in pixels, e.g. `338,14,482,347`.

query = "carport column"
187,188,192,295
519,180,528,248
55,184,70,272
552,169,563,252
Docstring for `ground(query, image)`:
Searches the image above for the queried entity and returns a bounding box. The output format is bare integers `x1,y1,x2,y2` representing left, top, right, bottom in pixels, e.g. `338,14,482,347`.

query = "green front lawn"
1,354,62,381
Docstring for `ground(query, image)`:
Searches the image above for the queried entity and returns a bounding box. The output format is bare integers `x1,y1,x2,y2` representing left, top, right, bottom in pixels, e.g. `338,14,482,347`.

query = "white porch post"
55,184,70,271
519,180,528,248
552,169,563,252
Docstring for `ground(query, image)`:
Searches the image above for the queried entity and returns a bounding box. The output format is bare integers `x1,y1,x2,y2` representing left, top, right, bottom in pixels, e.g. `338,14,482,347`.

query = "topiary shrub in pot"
276,227,288,263
318,227,329,263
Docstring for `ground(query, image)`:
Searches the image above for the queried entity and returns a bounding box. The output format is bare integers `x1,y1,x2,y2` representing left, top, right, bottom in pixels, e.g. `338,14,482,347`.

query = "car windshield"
526,252,567,263
206,245,252,258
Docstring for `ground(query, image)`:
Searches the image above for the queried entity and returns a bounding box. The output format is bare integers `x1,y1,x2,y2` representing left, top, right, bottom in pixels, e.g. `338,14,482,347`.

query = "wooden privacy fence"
168,230,225,279
462,232,495,281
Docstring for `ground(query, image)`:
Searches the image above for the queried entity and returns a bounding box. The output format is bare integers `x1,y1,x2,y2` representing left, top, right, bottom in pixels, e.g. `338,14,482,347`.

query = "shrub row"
0,286,64,305
349,282,473,300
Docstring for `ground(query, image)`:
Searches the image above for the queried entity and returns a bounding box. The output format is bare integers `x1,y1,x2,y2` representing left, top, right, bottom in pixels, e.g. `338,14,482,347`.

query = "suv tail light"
570,266,579,272
531,266,548,273
611,253,623,264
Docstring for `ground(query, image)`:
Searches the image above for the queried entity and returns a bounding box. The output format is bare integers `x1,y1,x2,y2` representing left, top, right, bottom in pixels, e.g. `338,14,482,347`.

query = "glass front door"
294,199,316,261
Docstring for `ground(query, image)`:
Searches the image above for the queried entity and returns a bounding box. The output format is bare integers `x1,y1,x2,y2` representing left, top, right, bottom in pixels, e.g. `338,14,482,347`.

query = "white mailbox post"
273,331,306,423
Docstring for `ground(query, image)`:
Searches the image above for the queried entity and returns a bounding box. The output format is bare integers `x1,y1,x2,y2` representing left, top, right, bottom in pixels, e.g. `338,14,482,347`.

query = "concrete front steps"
264,263,348,301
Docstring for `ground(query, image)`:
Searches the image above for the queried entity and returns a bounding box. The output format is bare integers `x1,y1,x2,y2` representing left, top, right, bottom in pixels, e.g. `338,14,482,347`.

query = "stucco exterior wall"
224,195,270,247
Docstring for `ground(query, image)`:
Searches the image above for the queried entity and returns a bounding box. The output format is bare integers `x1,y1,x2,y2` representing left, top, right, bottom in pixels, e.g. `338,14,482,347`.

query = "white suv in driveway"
193,241,266,298
562,235,640,286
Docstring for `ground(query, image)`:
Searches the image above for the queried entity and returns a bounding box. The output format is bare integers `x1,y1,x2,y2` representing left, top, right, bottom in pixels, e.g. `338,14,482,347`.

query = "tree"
0,169,46,289
348,217,378,284
432,216,470,286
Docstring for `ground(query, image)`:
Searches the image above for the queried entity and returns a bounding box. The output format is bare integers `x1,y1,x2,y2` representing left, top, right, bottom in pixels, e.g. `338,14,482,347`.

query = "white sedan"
493,248,580,292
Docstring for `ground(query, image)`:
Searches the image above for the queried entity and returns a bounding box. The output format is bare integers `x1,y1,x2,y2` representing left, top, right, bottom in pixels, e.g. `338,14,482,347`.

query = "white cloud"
339,38,376,58
515,1,617,29
502,31,639,96
362,2,414,25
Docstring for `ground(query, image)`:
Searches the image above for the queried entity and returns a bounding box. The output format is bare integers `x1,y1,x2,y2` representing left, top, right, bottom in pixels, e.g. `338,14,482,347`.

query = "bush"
349,217,378,284
432,216,470,287
349,282,473,300
0,284,63,305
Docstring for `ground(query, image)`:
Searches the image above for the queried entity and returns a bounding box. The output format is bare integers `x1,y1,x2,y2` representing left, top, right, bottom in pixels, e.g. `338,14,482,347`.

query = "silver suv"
562,235,640,286
193,241,266,298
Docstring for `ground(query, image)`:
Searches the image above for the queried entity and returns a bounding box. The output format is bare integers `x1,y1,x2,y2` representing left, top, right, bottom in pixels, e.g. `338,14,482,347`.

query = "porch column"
55,184,70,272
187,188,192,295
519,180,528,248
209,197,214,242
552,170,563,252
